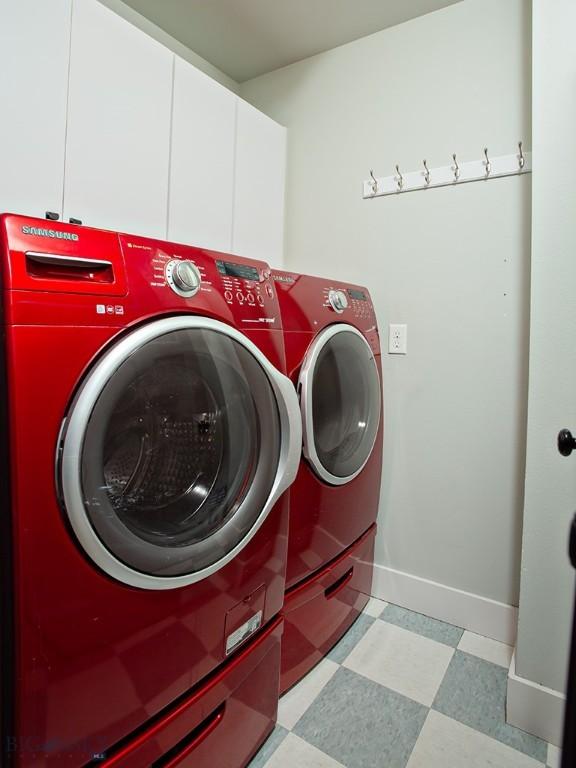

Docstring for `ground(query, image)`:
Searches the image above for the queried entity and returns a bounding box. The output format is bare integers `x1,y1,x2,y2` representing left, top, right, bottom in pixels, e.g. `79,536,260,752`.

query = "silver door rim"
59,315,301,590
299,324,381,486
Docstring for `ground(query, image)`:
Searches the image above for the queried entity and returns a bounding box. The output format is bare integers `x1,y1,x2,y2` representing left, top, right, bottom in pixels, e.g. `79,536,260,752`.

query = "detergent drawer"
280,525,375,694
94,618,282,768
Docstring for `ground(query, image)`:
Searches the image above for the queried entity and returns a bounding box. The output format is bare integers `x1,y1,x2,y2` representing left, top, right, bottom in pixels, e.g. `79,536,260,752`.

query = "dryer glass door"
59,317,297,589
301,325,381,485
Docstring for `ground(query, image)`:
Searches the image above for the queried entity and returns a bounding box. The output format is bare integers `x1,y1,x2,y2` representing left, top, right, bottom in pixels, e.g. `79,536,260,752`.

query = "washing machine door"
58,316,301,590
299,324,381,486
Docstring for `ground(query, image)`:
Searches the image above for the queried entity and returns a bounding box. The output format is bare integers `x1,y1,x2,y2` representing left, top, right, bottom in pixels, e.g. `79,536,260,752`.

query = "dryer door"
300,324,381,486
59,316,300,590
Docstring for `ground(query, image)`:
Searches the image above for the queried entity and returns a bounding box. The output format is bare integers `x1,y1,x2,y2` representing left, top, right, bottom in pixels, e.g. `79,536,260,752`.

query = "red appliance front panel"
2,216,283,330
280,525,376,694
273,271,383,590
0,215,289,767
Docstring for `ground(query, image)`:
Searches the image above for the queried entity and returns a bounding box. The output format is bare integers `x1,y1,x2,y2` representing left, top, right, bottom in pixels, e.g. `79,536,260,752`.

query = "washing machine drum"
300,324,381,486
58,316,300,589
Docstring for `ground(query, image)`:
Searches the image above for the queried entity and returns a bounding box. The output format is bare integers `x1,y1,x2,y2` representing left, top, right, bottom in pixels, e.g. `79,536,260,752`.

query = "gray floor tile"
407,711,545,768
382,605,464,648
432,650,547,762
247,724,289,768
294,666,428,768
326,613,375,664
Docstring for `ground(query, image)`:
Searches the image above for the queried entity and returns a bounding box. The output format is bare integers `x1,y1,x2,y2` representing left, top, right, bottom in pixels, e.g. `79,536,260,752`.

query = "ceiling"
121,0,463,83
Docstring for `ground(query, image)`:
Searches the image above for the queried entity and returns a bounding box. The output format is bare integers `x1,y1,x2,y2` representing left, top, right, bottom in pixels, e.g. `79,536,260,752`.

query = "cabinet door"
233,100,286,266
168,58,236,252
0,0,71,219
64,0,172,239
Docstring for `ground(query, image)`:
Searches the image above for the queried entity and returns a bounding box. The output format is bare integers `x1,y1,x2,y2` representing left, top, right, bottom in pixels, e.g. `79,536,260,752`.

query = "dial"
165,260,201,297
328,289,349,314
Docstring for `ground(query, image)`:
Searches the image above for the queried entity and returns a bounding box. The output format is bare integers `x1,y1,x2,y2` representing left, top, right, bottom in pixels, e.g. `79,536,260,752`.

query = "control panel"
271,269,377,348
120,235,280,326
346,288,373,320
216,259,273,309
323,286,374,321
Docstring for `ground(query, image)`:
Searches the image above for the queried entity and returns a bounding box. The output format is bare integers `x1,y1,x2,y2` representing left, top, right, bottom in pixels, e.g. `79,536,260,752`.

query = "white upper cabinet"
0,0,72,219
168,57,236,252
63,0,173,238
232,100,286,266
0,1,286,251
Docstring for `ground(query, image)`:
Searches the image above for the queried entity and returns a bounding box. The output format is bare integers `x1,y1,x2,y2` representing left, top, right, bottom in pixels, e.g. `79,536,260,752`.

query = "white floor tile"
277,658,339,731
264,733,345,768
363,597,388,617
343,620,454,707
457,631,514,668
547,742,561,768
407,711,544,768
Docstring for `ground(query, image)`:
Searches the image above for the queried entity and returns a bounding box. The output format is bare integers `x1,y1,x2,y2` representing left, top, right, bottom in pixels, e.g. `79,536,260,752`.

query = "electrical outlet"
388,323,407,354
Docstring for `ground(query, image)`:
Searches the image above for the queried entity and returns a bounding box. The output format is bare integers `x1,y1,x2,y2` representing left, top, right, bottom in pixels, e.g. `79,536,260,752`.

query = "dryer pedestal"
280,524,376,694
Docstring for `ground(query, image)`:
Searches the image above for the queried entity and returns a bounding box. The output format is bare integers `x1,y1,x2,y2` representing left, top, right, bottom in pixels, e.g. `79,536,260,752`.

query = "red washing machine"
0,214,301,767
273,271,383,693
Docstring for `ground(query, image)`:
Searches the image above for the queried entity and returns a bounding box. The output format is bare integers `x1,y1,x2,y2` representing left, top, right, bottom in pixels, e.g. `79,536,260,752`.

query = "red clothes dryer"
273,271,383,693
0,214,301,767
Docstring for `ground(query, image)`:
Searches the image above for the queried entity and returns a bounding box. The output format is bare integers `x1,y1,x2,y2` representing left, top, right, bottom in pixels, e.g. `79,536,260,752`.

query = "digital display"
348,289,367,301
216,260,259,281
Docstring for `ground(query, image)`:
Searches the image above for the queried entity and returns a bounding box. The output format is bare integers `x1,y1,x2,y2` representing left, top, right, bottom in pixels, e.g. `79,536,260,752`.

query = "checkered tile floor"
249,600,562,768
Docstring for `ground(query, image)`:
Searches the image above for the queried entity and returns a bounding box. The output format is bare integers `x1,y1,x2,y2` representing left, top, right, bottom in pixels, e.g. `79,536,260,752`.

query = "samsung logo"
21,225,79,242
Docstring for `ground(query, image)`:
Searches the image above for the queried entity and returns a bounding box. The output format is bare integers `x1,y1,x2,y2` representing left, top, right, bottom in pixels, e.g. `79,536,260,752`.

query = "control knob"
328,289,349,314
165,260,201,298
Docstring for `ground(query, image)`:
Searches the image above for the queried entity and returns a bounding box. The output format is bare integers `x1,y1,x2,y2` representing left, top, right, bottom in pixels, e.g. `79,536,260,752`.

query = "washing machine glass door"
300,324,381,486
59,316,300,589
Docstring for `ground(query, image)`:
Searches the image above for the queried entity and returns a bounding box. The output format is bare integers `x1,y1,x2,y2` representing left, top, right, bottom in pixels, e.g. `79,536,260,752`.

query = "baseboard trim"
506,652,565,746
371,563,518,644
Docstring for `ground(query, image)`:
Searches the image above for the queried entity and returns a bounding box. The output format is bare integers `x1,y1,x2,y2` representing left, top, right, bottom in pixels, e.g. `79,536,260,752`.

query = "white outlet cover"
389,323,407,354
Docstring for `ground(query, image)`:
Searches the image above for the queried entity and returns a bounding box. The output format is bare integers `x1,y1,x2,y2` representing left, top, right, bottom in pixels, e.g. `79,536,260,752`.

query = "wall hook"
483,147,491,176
395,164,404,191
423,159,431,185
369,170,378,195
518,141,525,170
452,153,460,181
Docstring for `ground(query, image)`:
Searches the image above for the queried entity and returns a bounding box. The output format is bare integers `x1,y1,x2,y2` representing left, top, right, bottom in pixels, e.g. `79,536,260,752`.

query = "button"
257,294,264,306
236,291,244,303
165,259,201,297
328,289,349,313
265,284,274,299
247,293,255,304
224,290,233,302
172,261,200,292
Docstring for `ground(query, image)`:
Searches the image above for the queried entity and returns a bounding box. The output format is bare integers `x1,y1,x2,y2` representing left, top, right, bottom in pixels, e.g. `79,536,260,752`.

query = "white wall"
98,0,239,92
516,0,576,695
241,0,531,613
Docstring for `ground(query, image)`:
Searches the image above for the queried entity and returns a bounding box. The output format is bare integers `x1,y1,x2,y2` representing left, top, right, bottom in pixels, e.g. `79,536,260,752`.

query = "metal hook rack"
364,143,531,199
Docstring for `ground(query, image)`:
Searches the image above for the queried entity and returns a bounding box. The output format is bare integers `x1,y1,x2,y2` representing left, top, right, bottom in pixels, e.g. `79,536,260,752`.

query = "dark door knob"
558,429,576,457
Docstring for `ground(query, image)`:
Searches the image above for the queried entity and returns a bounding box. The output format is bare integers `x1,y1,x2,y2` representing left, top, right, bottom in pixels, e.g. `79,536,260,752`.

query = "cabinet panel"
0,0,71,219
168,58,236,252
233,100,286,267
64,0,172,239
